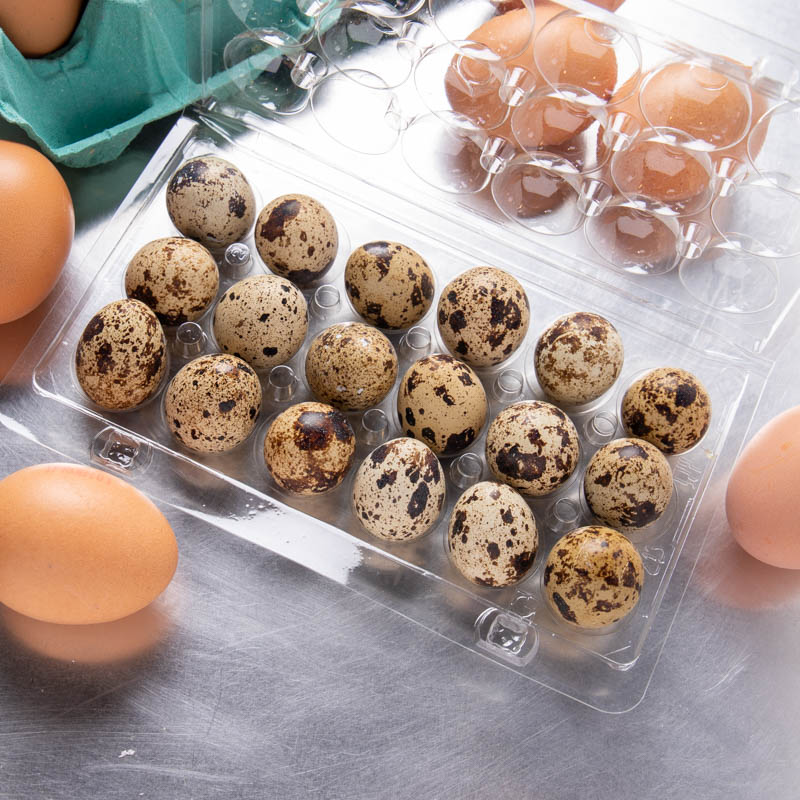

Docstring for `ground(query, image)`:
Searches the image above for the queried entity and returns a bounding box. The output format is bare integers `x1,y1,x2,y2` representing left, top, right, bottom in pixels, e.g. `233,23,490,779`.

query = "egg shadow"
693,479,800,611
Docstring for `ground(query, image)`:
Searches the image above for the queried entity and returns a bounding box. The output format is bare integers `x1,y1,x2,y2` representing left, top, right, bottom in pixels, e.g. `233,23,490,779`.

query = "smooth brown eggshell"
726,405,800,569
125,237,219,326
166,156,255,248
622,366,712,455
534,311,624,405
213,274,308,370
437,266,530,368
397,354,488,455
305,322,398,412
345,241,435,330
448,481,538,587
0,0,84,56
544,525,643,629
0,141,74,324
75,299,167,411
264,401,356,495
0,463,178,625
584,437,673,530
486,400,580,496
165,354,262,452
255,194,338,287
353,438,446,541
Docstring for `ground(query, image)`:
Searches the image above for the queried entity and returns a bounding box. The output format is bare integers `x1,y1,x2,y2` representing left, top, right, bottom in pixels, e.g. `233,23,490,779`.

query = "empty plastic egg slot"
310,283,341,319
222,242,252,279
546,497,582,534
268,365,299,403
360,408,389,445
399,325,431,359
172,322,207,360
493,369,524,404
583,410,619,447
449,452,483,490
475,607,539,666
91,426,151,474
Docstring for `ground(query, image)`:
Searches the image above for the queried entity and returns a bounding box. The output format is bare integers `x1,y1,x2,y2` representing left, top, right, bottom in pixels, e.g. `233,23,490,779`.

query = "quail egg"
437,266,530,368
166,156,255,248
448,481,538,587
165,354,262,453
305,323,398,412
352,438,446,541
622,366,712,455
264,401,356,495
543,525,644,630
75,299,166,410
584,438,673,530
124,237,219,326
534,312,624,405
255,194,338,287
213,274,308,370
486,400,580,496
344,241,435,329
397,354,488,455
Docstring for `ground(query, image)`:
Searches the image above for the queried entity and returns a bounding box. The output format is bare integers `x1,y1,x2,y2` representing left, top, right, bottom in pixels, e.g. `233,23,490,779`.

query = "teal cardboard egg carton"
0,0,314,167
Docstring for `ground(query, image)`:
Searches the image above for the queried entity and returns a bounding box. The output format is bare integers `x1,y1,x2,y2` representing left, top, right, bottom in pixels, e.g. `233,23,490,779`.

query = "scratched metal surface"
2,1,800,797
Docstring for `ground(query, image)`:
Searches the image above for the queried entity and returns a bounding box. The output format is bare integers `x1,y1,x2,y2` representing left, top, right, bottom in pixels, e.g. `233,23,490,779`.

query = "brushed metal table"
2,1,799,797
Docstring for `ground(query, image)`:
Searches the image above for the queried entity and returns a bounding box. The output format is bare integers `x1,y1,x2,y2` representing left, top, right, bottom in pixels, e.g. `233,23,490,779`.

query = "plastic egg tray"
204,0,800,357
14,114,768,710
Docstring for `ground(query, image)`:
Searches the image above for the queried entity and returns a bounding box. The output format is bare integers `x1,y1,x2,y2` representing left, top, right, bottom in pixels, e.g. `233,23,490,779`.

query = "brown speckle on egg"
534,312,624,405
352,438,445,540
213,274,308,370
622,366,712,454
166,157,255,248
448,481,537,587
255,194,338,287
437,267,530,367
124,237,219,326
264,401,356,495
165,354,261,452
397,354,488,455
305,322,398,411
344,241,435,329
486,400,580,496
543,526,644,629
75,299,166,410
584,438,673,530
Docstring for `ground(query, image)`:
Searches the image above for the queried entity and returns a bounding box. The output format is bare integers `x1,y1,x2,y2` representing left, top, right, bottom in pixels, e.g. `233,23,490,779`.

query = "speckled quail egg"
124,237,219,326
352,438,446,541
437,267,530,368
622,367,712,455
305,323,398,412
397,354,488,456
166,156,256,248
344,241,435,330
75,299,166,411
544,526,644,630
584,438,673,530
534,312,624,405
264,401,356,495
165,354,261,453
213,274,308,370
255,194,338,287
448,481,538,587
486,401,580,497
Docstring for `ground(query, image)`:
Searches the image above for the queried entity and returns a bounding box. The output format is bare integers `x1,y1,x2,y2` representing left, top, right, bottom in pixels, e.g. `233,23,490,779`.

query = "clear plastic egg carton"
15,113,769,710
203,0,800,357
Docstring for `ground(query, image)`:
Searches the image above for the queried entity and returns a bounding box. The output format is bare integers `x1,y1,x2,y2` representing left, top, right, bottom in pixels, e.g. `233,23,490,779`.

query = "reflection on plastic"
0,601,171,665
